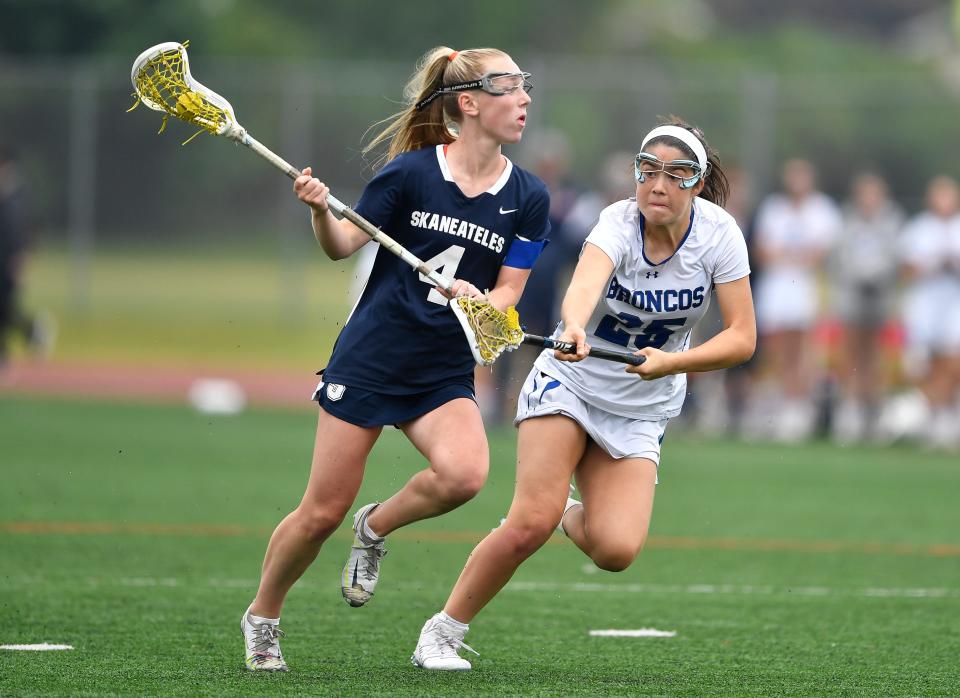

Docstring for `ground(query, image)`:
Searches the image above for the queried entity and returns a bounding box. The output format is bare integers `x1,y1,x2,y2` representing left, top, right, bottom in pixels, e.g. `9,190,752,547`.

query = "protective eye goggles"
634,152,706,190
415,72,532,110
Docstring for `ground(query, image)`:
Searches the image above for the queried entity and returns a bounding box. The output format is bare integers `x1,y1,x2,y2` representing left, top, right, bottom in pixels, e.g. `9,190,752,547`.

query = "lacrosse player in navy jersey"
411,118,756,670
239,46,550,671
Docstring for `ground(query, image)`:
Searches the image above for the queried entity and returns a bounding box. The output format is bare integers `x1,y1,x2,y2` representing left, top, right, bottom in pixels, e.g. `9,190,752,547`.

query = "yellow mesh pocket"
455,298,525,364
128,41,232,144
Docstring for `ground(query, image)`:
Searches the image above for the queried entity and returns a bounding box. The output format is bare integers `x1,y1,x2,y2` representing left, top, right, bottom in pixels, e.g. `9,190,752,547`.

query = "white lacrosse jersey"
752,192,841,331
897,211,960,351
533,197,750,420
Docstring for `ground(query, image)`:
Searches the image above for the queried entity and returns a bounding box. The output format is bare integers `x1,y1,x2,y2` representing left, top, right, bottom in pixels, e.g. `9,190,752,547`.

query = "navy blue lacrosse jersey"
322,144,551,395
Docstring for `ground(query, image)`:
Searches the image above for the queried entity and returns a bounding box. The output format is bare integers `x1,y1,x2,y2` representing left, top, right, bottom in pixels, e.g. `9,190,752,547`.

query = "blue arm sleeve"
503,237,548,268
503,182,551,269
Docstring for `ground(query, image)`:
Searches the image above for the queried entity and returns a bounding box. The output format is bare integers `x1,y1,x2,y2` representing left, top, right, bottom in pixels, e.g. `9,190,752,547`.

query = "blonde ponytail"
363,46,510,167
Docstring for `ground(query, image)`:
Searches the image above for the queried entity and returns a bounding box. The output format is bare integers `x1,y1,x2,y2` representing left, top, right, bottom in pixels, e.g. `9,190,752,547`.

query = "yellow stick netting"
127,41,231,145
454,298,525,364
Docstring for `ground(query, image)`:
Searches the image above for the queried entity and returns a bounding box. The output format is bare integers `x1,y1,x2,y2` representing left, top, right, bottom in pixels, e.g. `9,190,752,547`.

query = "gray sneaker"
340,502,387,607
411,613,478,671
241,608,288,672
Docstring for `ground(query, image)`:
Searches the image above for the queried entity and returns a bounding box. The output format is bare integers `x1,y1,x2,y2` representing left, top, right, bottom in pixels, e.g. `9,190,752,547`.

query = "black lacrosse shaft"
521,334,646,366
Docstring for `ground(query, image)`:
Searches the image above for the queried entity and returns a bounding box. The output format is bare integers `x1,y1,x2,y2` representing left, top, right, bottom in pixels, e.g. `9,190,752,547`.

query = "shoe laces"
356,540,387,582
428,621,479,658
251,621,285,657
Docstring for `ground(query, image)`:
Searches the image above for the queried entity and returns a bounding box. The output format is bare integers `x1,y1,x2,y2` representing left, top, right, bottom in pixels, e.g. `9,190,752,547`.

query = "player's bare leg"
764,328,816,441
413,415,582,670
244,410,379,669
560,446,657,571
341,397,489,607
920,353,960,448
251,410,380,618
367,397,490,535
441,415,584,623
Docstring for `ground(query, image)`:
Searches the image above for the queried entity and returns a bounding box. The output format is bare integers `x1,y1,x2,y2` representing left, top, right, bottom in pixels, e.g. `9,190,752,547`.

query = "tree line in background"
0,0,949,57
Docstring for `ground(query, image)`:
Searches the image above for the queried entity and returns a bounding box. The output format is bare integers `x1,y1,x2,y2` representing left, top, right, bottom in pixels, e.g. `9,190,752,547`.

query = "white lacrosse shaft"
225,127,454,293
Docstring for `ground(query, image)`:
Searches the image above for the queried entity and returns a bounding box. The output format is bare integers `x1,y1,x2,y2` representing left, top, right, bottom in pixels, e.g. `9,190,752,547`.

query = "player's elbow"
315,237,355,261
728,325,756,366
322,246,351,261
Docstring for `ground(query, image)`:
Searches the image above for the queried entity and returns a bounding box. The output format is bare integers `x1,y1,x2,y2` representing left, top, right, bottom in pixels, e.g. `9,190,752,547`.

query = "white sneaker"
831,399,866,444
241,608,289,672
773,400,815,443
411,613,478,671
341,502,387,607
876,390,931,443
557,483,581,534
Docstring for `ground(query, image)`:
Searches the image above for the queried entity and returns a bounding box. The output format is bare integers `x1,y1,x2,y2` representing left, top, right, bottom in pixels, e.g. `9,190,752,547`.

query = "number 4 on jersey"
420,245,466,305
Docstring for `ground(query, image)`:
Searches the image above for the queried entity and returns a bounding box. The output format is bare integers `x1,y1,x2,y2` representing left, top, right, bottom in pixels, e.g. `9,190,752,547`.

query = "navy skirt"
313,379,475,428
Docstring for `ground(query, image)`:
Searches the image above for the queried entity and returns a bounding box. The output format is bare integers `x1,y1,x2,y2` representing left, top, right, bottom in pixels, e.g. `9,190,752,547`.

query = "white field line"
590,629,677,638
19,577,947,599
503,581,960,599
1,644,74,651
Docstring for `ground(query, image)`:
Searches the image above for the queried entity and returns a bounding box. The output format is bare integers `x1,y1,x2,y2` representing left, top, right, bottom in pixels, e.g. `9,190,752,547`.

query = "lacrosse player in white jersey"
749,159,841,441
829,172,904,443
412,117,756,670
886,175,960,448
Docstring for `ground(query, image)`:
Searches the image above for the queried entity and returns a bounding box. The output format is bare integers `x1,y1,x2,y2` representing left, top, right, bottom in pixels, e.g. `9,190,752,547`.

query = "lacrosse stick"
450,299,646,366
128,41,452,292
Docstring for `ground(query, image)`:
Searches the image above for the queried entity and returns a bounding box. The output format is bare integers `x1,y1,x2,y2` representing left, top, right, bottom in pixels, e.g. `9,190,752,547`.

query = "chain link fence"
2,53,959,293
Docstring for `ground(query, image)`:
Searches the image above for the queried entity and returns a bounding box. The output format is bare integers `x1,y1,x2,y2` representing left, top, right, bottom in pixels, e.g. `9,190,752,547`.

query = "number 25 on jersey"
595,313,685,350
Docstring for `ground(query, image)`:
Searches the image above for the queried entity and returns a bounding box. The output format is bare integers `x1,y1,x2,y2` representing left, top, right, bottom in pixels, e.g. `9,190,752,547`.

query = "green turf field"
1,395,958,696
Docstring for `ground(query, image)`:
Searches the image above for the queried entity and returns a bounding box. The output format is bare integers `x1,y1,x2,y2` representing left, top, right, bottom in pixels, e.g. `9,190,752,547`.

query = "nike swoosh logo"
499,207,519,214
351,560,360,588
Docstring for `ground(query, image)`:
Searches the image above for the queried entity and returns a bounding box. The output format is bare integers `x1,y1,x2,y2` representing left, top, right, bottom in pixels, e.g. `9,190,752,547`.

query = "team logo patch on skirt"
326,383,346,401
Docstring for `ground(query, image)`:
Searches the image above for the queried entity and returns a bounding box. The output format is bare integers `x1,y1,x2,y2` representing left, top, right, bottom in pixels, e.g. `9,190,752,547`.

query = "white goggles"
416,71,532,110
634,152,705,190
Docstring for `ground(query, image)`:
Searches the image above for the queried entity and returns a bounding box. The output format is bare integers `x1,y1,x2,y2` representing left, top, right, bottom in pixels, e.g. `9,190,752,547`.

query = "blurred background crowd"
2,0,959,450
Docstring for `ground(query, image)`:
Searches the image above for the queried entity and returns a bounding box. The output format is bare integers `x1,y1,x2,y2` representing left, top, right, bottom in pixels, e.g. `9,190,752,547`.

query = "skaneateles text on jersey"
409,210,506,253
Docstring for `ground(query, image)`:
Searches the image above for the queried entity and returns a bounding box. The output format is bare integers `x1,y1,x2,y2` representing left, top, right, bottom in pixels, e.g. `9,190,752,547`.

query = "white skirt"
515,368,669,475
754,270,818,332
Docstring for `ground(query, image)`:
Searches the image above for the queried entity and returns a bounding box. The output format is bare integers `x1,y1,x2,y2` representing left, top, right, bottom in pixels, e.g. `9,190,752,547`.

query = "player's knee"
294,505,344,543
434,459,488,504
499,519,554,558
590,541,644,572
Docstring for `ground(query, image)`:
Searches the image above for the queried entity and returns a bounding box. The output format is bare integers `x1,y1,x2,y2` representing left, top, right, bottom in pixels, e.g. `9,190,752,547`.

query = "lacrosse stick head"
129,41,244,142
451,297,525,366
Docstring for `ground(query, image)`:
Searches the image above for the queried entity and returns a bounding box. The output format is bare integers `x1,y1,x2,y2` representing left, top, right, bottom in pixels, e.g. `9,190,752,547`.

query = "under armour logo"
499,206,519,214
646,271,659,278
